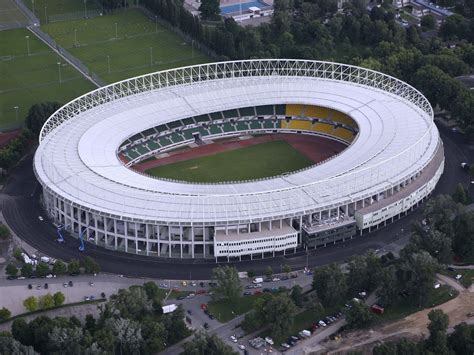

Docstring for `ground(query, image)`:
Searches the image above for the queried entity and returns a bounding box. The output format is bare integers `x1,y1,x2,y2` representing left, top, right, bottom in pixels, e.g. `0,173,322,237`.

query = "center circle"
118,104,359,184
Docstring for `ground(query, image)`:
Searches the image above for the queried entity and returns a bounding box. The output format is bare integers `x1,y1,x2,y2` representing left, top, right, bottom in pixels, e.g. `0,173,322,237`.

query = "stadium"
33,59,444,261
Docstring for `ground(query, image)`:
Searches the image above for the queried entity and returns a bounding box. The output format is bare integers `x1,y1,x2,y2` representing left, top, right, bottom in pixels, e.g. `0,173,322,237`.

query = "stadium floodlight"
74,28,77,46
31,0,35,16
114,22,118,39
150,47,153,67
107,55,110,74
25,35,30,56
56,62,62,83
155,15,158,34
13,106,19,123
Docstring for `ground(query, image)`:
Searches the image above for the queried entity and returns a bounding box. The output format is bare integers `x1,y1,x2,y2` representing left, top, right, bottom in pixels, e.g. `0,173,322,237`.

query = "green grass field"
24,0,101,24
42,8,211,83
0,0,29,26
145,140,315,183
0,28,95,129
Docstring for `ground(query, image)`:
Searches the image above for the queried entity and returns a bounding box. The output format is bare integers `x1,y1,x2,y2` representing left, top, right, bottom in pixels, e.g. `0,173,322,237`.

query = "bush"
5,263,18,277
53,292,65,306
38,294,54,310
23,296,38,312
0,307,11,321
0,129,32,170
0,225,10,240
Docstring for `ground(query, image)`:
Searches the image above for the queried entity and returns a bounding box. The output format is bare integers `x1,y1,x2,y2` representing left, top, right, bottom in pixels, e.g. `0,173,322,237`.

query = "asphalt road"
1,123,472,279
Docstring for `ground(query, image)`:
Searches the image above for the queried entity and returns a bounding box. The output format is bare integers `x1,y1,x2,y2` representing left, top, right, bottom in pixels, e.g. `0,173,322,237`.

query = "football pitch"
0,0,29,28
0,28,94,130
42,8,211,83
145,140,314,183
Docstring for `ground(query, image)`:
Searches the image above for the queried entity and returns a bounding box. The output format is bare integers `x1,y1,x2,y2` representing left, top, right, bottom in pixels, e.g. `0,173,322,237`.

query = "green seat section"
182,117,195,125
182,129,194,140
275,104,285,115
159,136,172,147
249,120,262,130
256,105,273,115
222,122,235,132
210,124,223,135
194,114,210,123
135,144,150,155
210,112,222,121
147,140,160,151
236,121,248,131
239,107,255,117
223,109,239,119
263,119,275,129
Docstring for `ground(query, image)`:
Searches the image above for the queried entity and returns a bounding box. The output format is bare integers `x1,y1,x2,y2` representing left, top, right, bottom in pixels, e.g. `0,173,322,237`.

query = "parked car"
281,343,291,349
89,281,94,286
230,335,238,343
265,337,274,345
7,276,16,280
28,284,32,289
44,283,48,289
203,322,209,329
101,292,106,298
68,281,73,287
272,277,280,282
244,291,252,296
63,282,68,288
208,313,214,320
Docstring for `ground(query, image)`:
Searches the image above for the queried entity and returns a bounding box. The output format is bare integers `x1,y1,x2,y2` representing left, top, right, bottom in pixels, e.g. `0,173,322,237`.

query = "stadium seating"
147,140,160,151
285,104,304,116
287,119,312,131
263,120,276,129
312,123,334,135
275,104,286,116
222,122,236,132
236,121,248,131
304,105,330,118
210,124,223,135
330,110,356,128
332,128,355,142
249,120,262,130
256,105,274,115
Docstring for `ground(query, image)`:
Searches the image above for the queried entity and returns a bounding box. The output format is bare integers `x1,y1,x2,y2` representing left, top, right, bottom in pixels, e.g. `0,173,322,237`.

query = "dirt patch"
0,130,21,149
321,291,474,354
132,134,347,173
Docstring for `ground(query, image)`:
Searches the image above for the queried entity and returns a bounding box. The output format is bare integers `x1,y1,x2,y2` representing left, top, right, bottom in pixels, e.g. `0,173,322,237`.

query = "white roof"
34,60,439,225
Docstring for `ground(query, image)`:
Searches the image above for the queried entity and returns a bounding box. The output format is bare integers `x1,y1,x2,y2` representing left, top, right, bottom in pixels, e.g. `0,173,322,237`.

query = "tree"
426,309,450,354
0,224,10,240
13,247,22,261
448,322,474,355
82,256,100,274
241,310,263,333
453,211,474,260
11,318,33,346
247,269,256,278
420,14,436,30
312,263,347,307
282,264,292,274
210,266,242,302
199,0,220,20
67,259,80,274
52,260,66,275
303,291,324,314
182,331,237,355
25,102,62,136
53,292,65,306
399,251,439,306
105,317,143,354
143,281,163,313
35,262,49,277
23,296,38,312
347,255,369,295
453,183,469,204
109,287,152,320
440,14,469,40
290,285,304,307
377,265,399,307
142,319,168,354
38,294,54,310
21,263,33,278
0,334,37,355
261,294,296,339
265,266,273,278
0,307,11,321
5,263,18,277
345,300,374,329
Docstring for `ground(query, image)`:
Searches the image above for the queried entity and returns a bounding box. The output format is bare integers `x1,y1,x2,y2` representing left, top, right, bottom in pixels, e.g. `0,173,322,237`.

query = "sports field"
145,140,314,182
0,0,29,29
42,9,211,83
25,0,101,24
0,28,94,130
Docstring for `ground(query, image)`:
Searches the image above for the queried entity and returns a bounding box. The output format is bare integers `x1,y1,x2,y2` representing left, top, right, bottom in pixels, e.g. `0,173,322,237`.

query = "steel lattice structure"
33,60,443,260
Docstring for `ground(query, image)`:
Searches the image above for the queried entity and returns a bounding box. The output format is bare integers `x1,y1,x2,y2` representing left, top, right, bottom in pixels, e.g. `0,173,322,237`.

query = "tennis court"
220,0,269,14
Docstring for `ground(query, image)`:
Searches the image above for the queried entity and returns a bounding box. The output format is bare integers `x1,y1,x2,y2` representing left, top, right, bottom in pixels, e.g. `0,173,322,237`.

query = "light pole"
114,22,118,39
150,47,153,67
107,55,110,74
84,0,88,18
13,106,19,124
31,0,35,16
191,39,194,60
25,35,30,56
57,62,62,83
74,28,77,46
44,6,47,23
155,15,158,33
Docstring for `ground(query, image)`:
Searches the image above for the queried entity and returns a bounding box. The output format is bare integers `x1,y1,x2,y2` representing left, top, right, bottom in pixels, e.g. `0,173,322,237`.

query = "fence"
48,9,103,23
28,26,106,87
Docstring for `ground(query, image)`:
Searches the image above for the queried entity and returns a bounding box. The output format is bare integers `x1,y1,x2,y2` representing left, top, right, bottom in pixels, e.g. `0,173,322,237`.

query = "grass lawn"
259,304,342,345
24,0,101,24
207,296,258,323
0,28,94,130
377,285,458,322
146,140,314,182
444,269,474,288
0,0,29,26
42,8,211,83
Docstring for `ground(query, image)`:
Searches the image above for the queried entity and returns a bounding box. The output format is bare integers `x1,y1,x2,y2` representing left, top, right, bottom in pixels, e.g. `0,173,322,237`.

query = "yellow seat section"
312,123,334,134
288,120,312,130
331,110,356,127
333,128,355,142
286,104,304,116
305,105,330,118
